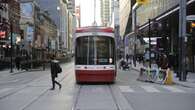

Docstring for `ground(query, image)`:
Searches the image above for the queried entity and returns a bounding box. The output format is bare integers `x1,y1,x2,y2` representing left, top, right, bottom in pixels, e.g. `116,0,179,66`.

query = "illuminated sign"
0,31,6,39
191,22,195,28
136,0,148,5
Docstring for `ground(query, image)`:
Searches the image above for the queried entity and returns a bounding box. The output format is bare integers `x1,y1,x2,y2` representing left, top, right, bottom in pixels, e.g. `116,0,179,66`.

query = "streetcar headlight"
109,58,113,64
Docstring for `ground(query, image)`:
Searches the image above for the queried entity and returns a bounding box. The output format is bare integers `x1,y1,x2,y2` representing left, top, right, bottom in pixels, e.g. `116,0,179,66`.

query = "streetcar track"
109,85,121,110
0,69,73,100
72,85,81,110
22,88,49,110
72,84,122,110
0,86,27,100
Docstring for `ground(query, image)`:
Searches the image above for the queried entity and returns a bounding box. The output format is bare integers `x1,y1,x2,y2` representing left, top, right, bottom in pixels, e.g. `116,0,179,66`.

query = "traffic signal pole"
179,0,187,81
10,20,13,73
148,19,151,68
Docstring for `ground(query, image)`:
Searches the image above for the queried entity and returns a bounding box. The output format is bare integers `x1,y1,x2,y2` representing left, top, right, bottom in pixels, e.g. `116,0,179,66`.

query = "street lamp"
57,6,61,50
57,6,60,11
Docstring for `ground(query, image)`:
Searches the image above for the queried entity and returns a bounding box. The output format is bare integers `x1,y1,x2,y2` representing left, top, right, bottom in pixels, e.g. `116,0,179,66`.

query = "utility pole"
148,19,151,68
93,0,97,26
179,0,187,81
10,20,13,73
132,3,140,67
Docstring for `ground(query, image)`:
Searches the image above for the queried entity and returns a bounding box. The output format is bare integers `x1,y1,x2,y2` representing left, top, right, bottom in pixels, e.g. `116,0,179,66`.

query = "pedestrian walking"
50,55,62,90
126,54,129,63
15,56,21,70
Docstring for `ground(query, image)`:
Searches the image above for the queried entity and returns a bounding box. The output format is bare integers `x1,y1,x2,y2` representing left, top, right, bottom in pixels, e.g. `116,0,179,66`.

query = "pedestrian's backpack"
56,63,62,73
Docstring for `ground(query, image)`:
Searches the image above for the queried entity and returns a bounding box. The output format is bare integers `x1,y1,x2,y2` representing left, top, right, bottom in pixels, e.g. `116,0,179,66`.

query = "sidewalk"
0,68,46,78
173,72,195,88
0,69,26,78
131,60,195,88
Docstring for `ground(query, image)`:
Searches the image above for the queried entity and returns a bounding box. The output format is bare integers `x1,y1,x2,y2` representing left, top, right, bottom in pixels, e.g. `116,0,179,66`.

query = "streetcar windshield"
75,36,115,65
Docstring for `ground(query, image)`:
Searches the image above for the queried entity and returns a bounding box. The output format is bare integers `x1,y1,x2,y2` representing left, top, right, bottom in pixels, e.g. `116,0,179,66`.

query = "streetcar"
74,26,116,83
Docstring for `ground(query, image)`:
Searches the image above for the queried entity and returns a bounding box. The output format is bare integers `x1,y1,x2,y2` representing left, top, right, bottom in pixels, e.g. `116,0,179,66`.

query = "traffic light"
136,0,149,5
0,31,6,39
190,22,195,33
191,22,195,31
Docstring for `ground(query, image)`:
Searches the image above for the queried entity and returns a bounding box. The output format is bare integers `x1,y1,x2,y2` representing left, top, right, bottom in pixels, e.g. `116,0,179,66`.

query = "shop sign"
26,26,34,42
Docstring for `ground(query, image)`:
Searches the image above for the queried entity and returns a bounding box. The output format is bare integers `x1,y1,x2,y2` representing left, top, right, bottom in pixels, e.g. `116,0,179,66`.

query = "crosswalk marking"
162,86,185,93
0,88,12,94
141,86,160,93
119,86,134,93
118,85,187,93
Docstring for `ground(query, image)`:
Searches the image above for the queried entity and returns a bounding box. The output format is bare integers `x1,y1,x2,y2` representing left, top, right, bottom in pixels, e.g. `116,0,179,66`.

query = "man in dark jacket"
15,56,21,70
50,55,62,90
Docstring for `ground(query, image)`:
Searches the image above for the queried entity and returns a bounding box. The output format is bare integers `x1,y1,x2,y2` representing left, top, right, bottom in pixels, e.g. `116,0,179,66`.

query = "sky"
75,0,101,27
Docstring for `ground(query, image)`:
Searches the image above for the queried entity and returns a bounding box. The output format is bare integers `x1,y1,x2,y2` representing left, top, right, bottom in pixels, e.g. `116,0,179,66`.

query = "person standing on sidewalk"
50,55,62,90
15,55,21,70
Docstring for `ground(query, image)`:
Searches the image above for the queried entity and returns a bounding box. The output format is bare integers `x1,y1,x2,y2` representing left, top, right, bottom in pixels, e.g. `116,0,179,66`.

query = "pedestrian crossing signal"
136,0,148,5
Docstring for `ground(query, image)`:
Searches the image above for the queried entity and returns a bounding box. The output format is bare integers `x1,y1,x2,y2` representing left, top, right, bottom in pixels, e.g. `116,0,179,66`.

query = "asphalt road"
0,61,194,110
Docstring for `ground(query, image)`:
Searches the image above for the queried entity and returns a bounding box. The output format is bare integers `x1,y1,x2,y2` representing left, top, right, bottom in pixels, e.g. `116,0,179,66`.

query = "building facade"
0,1,9,42
119,0,131,38
100,0,112,26
67,0,76,53
37,11,57,60
20,0,58,66
123,0,195,72
35,0,69,51
0,0,21,69
75,5,80,27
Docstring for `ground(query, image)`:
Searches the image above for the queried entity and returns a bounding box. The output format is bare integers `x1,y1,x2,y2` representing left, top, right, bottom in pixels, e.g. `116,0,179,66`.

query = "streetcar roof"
76,26,114,33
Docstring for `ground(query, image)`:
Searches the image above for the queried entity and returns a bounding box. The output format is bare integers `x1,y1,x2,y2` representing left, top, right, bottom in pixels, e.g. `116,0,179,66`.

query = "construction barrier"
164,68,174,85
137,67,173,85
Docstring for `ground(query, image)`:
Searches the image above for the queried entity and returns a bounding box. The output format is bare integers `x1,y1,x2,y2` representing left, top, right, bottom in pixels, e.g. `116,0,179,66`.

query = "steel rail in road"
72,84,123,110
71,85,82,110
109,85,121,110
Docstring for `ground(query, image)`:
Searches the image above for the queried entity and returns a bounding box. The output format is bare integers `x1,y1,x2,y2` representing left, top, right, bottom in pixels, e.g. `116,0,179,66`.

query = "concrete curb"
174,81,195,88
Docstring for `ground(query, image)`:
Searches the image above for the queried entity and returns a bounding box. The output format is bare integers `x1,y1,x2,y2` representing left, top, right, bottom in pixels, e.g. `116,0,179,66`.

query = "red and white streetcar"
74,26,116,83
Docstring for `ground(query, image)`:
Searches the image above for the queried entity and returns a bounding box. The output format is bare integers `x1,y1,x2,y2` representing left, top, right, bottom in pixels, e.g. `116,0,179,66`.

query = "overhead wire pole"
148,19,151,68
179,0,187,81
93,0,97,25
10,20,13,73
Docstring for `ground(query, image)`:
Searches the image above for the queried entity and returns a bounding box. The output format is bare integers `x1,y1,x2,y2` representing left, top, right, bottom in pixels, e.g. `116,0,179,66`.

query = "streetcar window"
75,37,88,64
96,37,115,65
75,36,115,65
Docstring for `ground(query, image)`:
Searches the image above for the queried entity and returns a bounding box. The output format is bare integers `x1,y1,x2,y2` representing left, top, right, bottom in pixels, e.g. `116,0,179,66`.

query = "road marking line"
0,88,12,94
162,86,185,93
141,85,160,93
119,86,134,93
